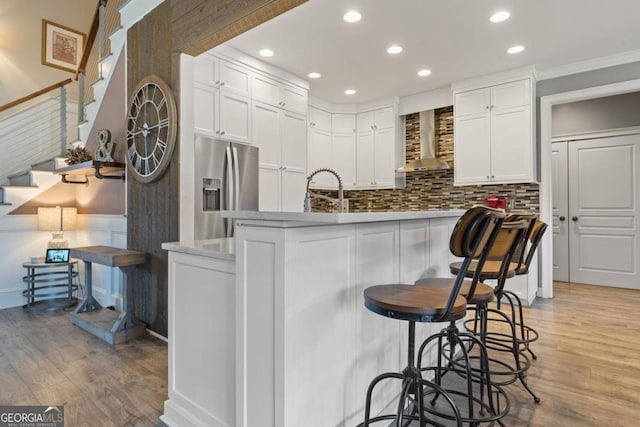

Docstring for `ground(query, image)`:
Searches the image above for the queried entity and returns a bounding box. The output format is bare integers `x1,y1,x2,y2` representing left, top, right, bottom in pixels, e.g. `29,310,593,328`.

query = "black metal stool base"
417,323,511,426
359,321,463,427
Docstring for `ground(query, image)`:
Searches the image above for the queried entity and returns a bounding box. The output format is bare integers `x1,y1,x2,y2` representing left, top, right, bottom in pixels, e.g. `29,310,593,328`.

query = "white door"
332,132,356,187
490,105,532,183
567,133,640,289
551,142,569,282
307,128,332,187
453,113,491,184
259,166,281,211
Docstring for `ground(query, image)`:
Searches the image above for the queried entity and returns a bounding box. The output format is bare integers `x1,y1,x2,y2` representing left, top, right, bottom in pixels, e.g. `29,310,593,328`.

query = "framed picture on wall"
41,19,86,73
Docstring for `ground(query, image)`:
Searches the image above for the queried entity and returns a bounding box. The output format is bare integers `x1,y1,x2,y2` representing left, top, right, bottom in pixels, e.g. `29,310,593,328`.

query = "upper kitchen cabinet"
356,106,401,188
453,75,537,185
331,114,357,188
253,102,307,212
252,73,308,115
193,54,252,144
307,106,333,188
307,108,357,189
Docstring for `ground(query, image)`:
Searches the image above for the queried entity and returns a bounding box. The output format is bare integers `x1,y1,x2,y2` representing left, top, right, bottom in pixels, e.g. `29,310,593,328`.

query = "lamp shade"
37,207,77,231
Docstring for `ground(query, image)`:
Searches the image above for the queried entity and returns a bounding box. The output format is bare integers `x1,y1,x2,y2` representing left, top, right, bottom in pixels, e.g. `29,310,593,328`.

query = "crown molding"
537,49,640,81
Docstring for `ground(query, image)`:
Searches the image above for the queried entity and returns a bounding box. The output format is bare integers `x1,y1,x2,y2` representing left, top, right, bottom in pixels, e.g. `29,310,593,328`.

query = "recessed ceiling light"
387,45,403,55
308,72,321,79
343,11,361,23
344,89,356,95
259,49,274,57
417,69,432,77
490,11,510,23
507,45,525,54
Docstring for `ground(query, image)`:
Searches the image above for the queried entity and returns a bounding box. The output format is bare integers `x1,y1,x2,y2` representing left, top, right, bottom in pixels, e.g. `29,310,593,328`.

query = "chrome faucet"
304,168,344,213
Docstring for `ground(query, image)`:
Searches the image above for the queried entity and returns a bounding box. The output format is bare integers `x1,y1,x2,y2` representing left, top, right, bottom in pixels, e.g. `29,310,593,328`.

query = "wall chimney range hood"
401,110,450,172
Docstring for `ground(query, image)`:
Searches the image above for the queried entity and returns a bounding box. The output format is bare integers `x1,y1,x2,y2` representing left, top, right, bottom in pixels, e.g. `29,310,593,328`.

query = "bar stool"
445,216,540,403
359,206,508,426
503,214,548,361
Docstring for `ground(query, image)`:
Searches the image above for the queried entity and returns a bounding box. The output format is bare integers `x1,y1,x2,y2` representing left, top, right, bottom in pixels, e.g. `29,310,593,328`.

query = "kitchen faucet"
304,168,344,213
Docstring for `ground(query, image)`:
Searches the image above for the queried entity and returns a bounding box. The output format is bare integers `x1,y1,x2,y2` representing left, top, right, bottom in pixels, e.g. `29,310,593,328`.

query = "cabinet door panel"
309,107,331,132
219,60,251,96
332,114,355,133
259,166,281,211
282,112,307,170
332,133,356,187
252,74,280,107
454,113,491,184
374,128,395,186
356,111,374,133
219,91,251,143
373,107,394,130
490,105,532,182
281,168,307,212
491,79,530,110
308,128,332,187
455,88,490,116
282,85,308,115
356,131,375,185
252,102,281,166
194,54,216,86
194,85,216,135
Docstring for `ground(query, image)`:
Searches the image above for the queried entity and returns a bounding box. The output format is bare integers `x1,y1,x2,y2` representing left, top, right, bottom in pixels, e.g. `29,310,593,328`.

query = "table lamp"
37,206,77,249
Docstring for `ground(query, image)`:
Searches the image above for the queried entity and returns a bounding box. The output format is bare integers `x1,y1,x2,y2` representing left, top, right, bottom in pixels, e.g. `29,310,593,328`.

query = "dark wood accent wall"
126,0,307,336
127,2,176,335
172,0,307,56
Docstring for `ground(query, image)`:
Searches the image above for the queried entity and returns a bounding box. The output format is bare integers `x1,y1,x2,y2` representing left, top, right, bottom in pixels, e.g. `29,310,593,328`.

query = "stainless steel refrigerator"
194,136,259,239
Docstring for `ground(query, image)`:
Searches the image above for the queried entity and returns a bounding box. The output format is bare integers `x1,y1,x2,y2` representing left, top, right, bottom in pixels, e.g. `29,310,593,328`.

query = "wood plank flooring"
500,281,640,426
0,307,167,426
1,281,639,426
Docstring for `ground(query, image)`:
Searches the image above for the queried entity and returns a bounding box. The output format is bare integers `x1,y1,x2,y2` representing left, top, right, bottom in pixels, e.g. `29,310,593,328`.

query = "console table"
69,246,146,344
22,259,78,313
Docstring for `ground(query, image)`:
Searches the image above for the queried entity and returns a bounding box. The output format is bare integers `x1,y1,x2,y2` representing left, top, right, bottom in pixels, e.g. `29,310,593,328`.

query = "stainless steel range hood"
401,110,450,172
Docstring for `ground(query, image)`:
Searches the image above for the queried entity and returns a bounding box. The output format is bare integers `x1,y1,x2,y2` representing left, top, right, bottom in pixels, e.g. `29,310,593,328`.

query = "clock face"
126,75,177,183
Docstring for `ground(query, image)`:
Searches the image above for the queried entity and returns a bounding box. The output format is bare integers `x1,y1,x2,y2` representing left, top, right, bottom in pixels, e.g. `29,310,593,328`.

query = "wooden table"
70,246,146,344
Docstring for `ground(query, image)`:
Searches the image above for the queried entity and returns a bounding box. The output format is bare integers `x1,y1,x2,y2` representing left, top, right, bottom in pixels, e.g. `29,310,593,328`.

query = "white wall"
0,0,97,106
0,214,126,310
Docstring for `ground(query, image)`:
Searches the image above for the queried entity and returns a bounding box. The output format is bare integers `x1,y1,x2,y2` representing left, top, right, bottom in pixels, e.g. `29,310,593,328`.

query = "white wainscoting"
0,214,126,310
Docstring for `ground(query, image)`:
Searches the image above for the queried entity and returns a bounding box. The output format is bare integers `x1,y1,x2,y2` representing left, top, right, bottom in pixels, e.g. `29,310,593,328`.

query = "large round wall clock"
126,75,177,183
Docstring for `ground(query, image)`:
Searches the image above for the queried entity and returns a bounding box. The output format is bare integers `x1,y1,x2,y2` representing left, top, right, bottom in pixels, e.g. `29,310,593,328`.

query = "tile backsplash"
313,106,539,212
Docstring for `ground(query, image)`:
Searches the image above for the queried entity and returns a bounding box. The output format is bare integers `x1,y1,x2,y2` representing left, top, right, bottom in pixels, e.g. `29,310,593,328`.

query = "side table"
69,245,146,345
22,259,79,313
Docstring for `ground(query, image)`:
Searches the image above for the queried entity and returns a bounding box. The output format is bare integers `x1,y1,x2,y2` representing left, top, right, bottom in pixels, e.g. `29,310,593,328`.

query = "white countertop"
161,238,235,261
221,209,465,225
163,210,464,258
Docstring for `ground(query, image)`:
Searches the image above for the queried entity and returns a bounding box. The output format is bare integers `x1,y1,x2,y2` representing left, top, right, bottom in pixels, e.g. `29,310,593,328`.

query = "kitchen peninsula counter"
162,210,465,427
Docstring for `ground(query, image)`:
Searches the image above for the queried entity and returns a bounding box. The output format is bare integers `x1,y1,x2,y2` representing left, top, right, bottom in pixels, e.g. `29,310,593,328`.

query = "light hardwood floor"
500,281,640,426
1,282,639,426
0,307,167,426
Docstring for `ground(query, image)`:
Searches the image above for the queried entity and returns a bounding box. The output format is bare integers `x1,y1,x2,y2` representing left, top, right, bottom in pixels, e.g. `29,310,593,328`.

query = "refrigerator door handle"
232,146,240,211
225,145,234,237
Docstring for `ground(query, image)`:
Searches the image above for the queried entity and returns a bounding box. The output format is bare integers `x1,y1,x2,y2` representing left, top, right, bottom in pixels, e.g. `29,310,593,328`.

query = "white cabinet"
253,101,307,212
454,78,535,185
308,108,357,190
252,73,308,115
307,107,333,188
356,107,396,187
162,251,236,427
331,114,357,188
193,54,251,143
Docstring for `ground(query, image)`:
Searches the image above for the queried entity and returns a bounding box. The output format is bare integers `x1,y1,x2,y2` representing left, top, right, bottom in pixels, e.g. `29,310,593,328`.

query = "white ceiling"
226,0,640,104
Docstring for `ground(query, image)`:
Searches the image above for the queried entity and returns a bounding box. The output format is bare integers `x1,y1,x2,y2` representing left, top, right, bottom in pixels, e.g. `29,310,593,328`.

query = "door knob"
572,216,579,221
559,216,565,221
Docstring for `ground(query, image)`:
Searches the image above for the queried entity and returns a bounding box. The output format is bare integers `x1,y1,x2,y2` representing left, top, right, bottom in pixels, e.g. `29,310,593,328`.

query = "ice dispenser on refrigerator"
194,136,259,239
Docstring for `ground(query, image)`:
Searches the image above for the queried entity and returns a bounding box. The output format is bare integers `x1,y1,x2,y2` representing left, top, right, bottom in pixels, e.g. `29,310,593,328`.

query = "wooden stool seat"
364,284,467,322
449,260,517,280
414,277,495,305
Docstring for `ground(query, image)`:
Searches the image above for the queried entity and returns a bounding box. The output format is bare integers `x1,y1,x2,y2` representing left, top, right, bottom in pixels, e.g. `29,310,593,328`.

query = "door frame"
539,78,640,298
